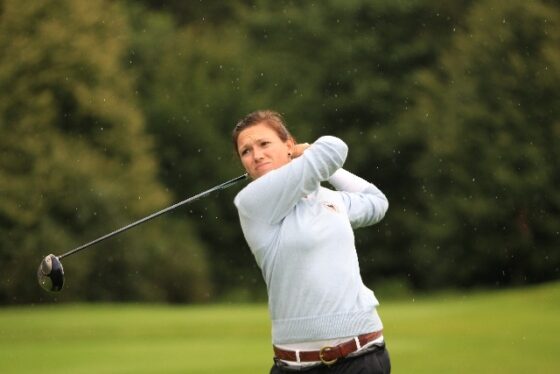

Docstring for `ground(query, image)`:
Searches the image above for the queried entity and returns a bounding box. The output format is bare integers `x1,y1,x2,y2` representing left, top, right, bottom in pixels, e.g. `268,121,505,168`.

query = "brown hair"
232,110,294,156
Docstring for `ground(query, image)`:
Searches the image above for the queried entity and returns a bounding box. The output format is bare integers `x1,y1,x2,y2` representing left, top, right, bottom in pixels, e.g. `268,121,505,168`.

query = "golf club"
37,173,248,292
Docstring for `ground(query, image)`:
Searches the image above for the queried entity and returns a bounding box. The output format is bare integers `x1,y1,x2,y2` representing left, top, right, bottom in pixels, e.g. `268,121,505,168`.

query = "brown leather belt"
273,330,383,366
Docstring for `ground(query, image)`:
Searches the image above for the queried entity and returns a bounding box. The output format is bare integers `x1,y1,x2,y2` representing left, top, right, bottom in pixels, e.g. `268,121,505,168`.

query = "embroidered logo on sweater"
322,202,339,213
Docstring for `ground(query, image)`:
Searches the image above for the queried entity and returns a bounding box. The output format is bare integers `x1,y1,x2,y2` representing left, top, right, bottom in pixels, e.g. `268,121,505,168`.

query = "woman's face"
237,123,294,179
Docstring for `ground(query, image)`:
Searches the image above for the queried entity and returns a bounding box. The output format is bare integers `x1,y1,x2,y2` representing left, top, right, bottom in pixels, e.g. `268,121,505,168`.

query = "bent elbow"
379,197,389,219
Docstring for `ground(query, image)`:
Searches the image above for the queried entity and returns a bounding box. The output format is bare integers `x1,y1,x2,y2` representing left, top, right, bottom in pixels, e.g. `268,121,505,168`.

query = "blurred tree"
0,0,211,303
95,0,559,300
126,3,265,300
403,0,560,288
128,0,253,25
235,0,474,289
128,0,479,297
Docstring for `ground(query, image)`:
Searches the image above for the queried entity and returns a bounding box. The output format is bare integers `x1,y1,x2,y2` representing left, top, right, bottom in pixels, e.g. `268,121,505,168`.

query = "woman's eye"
241,149,250,156
261,141,270,147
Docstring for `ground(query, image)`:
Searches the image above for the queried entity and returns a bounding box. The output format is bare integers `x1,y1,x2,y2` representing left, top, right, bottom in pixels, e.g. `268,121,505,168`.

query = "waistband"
273,330,383,366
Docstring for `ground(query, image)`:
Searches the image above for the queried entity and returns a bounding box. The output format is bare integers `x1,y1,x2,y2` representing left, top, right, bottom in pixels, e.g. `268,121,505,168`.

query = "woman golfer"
233,110,391,373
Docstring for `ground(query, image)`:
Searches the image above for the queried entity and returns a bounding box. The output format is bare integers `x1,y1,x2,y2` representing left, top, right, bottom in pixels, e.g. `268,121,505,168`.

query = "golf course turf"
1,281,558,373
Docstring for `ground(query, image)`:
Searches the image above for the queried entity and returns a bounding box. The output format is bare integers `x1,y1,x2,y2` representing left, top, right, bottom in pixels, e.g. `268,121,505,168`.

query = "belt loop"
354,336,362,350
295,349,301,363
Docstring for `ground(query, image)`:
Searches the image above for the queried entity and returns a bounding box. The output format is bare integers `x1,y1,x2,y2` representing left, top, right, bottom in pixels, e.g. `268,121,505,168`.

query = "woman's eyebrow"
240,136,269,149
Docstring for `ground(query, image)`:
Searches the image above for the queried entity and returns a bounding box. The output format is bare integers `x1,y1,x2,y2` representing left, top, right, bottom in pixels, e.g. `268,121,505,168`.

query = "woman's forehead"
238,124,279,145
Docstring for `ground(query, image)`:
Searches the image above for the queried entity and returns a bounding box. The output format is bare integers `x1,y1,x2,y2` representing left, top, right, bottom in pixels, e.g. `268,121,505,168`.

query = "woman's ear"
286,137,295,155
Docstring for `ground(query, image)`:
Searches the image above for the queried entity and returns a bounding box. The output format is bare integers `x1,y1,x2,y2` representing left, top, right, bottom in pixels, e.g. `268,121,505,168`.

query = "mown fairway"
1,282,558,373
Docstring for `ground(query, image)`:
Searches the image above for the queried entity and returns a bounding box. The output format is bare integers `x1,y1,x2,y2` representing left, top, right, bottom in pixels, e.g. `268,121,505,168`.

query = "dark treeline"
1,0,558,304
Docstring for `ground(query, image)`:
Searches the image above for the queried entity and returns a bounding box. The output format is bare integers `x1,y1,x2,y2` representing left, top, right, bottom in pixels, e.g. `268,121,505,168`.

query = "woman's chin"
253,168,272,179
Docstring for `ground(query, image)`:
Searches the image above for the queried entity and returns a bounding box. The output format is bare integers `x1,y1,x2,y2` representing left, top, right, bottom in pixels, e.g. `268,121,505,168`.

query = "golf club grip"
58,174,248,259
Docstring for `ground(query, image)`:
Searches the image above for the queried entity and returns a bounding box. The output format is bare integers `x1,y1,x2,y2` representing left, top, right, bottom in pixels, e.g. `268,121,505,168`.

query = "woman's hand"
291,143,310,159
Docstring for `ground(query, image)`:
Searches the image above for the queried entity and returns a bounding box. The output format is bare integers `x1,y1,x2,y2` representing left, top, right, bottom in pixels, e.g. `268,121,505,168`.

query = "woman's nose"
253,148,264,160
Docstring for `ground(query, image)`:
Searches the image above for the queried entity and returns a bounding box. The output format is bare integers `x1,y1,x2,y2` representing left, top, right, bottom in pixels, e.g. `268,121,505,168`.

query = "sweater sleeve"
328,168,389,228
234,136,348,224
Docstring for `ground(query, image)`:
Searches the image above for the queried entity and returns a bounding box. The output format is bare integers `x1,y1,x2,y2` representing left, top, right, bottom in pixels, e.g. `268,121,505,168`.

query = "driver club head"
37,254,65,292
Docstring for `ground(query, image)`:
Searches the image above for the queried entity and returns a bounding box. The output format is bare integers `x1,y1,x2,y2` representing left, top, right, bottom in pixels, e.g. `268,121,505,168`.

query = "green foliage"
0,0,211,303
217,0,476,287
127,0,480,297
404,0,560,288
1,0,559,303
125,5,263,298
129,0,251,26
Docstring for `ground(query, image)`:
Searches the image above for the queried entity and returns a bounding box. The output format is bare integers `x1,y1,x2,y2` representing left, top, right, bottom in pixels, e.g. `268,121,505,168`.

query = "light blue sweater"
234,136,389,344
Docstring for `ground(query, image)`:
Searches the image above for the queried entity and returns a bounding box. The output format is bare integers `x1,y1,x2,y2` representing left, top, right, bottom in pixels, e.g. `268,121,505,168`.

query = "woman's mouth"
256,162,271,170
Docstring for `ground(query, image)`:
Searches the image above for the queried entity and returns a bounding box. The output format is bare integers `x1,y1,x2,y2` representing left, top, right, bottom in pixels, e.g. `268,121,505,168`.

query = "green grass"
383,282,560,373
0,282,558,373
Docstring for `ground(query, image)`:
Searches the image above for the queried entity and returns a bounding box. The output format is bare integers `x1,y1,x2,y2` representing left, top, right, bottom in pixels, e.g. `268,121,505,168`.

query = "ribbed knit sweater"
234,136,388,344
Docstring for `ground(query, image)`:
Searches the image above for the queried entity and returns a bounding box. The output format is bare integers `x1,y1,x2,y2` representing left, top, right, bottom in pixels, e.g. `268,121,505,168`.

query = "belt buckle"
319,346,338,365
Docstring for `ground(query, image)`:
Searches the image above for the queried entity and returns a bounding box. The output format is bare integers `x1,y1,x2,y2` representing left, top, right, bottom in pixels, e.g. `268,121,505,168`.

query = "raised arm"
235,136,348,224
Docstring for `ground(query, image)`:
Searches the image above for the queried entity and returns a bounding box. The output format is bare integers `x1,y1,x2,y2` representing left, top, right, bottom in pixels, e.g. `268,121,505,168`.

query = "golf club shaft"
58,173,248,259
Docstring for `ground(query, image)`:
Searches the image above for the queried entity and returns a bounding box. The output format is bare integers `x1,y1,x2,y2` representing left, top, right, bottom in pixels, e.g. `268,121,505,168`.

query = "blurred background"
1,0,559,305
